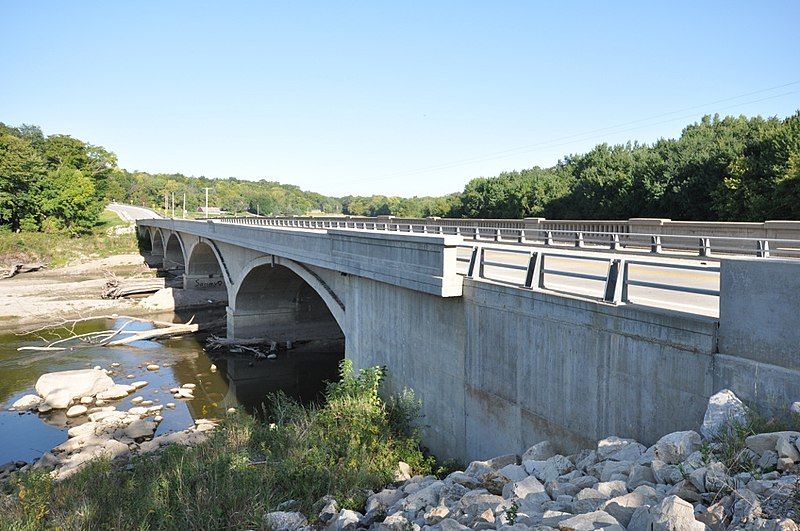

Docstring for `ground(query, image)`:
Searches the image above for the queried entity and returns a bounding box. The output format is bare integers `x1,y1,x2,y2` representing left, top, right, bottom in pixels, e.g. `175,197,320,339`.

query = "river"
0,310,343,465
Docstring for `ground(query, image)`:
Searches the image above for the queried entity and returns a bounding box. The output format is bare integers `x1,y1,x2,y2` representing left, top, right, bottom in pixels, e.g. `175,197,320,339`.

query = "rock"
534,455,575,483
595,480,627,498
431,518,469,530
11,394,42,410
576,450,598,471
130,396,144,404
597,436,638,460
96,384,135,401
731,488,762,525
182,383,196,389
523,440,557,461
487,453,519,469
502,474,549,503
652,459,684,485
701,389,748,439
649,495,705,531
599,460,632,482
146,364,160,371
176,388,194,399
317,497,338,523
328,509,361,530
365,488,403,513
131,381,148,390
654,431,701,465
66,405,88,417
80,396,94,405
627,505,652,531
166,402,176,409
37,403,53,413
210,364,217,372
687,467,707,492
695,502,728,531
704,461,729,492
404,481,443,511
758,450,779,470
602,486,659,527
394,461,412,481
775,434,800,461
263,510,307,530
35,369,115,409
745,431,800,456
628,464,656,489
423,505,450,524
497,463,528,482
557,510,621,530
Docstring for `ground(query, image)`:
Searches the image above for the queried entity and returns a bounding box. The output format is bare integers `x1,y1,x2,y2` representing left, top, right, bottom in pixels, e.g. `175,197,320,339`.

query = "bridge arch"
150,229,164,256
228,255,344,341
185,240,232,296
163,232,186,271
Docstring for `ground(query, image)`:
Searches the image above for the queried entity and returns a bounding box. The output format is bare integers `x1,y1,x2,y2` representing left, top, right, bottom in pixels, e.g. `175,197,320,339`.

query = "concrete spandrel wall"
717,258,800,415
346,273,718,461
345,276,468,460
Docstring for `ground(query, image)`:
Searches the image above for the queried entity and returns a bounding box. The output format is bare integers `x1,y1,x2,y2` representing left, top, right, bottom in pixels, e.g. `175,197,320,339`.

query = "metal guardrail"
217,216,800,260
456,244,721,306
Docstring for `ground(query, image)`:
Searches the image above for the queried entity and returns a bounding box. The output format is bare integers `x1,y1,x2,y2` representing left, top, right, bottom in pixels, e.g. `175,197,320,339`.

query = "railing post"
495,228,501,242
575,231,584,248
545,231,554,246
518,229,526,244
466,246,484,279
757,240,770,258
603,258,627,303
650,235,662,254
610,233,621,251
699,238,712,257
524,252,544,289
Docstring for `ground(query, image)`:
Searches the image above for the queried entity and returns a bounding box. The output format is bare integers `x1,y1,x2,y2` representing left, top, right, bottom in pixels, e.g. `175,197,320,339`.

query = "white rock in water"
209,364,217,372
701,389,748,439
93,365,102,370
96,384,135,401
66,405,88,418
95,399,106,406
110,362,120,368
35,369,115,409
130,396,144,404
126,374,135,379
80,396,94,405
154,415,163,422
131,381,148,390
181,383,196,389
146,364,160,371
176,388,194,399
166,402,176,409
140,400,154,406
37,403,53,413
11,394,43,411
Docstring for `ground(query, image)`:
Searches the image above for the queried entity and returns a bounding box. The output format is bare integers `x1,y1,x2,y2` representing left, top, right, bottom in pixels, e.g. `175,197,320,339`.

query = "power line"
340,81,800,185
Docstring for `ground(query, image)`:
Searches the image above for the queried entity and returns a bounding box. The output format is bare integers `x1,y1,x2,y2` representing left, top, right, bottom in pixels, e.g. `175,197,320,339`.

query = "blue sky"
1,1,798,197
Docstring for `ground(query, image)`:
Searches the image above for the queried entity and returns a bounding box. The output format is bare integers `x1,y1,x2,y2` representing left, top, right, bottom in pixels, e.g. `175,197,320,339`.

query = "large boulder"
648,495,705,531
701,389,748,439
263,511,307,531
35,369,115,409
653,431,701,465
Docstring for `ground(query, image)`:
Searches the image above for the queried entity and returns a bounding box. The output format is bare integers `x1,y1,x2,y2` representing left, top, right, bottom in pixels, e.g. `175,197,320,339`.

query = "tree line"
1,111,798,236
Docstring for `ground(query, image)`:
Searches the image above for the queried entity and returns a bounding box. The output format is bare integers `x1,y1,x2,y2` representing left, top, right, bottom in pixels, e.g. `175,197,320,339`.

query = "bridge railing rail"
216,216,800,259
455,243,721,308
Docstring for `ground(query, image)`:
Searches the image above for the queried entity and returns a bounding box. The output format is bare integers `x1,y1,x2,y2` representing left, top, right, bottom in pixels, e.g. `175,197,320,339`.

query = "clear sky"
2,1,799,197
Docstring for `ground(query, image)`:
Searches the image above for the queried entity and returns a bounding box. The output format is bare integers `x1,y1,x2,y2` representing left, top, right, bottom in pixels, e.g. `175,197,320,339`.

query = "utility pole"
257,203,260,216
203,187,211,218
182,193,186,219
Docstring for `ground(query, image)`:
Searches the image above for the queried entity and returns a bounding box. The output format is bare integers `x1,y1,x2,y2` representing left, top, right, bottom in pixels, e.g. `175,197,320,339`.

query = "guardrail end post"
757,240,770,258
524,252,543,289
699,237,712,257
611,233,621,251
603,258,626,303
466,246,483,279
651,235,662,254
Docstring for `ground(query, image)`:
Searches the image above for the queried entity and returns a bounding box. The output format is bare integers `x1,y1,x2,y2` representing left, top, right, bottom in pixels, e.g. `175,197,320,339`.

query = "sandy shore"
0,254,225,332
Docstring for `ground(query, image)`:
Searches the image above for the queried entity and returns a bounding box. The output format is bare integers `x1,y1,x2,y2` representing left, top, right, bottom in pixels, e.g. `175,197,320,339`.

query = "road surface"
107,203,162,222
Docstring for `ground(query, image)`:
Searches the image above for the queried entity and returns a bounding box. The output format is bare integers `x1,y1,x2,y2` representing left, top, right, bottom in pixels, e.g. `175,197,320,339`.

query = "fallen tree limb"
106,321,198,346
1,262,45,279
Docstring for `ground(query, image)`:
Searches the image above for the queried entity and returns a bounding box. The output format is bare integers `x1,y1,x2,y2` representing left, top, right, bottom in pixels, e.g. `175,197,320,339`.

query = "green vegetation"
0,209,138,268
0,361,432,530
3,112,799,237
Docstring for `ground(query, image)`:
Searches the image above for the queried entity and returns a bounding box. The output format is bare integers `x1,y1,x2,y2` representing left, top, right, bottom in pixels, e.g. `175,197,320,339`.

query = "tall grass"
0,361,432,530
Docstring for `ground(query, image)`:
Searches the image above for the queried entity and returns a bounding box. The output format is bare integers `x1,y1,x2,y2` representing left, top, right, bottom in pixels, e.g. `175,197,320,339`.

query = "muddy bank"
0,253,226,332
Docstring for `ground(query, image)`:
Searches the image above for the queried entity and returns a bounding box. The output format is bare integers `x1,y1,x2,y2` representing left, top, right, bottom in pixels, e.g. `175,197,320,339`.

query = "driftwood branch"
1,262,45,279
17,315,198,352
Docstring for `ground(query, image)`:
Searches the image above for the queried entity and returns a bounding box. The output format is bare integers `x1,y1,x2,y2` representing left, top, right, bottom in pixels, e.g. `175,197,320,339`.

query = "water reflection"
0,310,343,464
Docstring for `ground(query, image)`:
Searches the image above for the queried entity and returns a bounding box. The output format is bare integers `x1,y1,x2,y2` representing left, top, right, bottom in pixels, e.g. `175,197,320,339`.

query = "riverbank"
0,361,434,529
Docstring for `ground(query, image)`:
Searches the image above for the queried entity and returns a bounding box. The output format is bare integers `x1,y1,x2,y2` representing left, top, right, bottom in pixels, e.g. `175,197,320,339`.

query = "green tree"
0,132,45,230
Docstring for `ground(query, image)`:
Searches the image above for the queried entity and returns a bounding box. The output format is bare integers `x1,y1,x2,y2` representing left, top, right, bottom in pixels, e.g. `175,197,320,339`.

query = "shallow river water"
0,311,342,465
